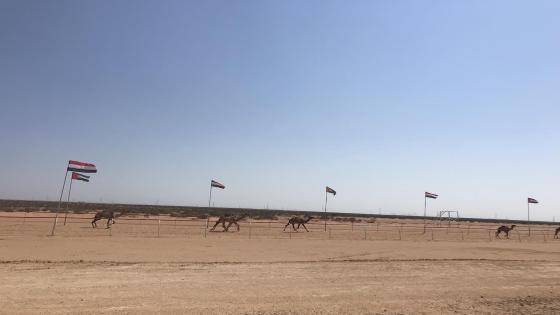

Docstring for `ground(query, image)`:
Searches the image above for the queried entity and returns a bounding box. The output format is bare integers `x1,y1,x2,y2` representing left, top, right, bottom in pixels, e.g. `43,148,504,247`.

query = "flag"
71,172,90,182
326,186,336,196
67,160,97,173
211,180,225,189
528,198,539,204
425,192,438,199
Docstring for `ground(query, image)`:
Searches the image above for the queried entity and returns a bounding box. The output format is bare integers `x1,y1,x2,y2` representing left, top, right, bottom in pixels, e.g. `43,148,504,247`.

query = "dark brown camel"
283,216,313,232
554,227,560,239
495,225,516,239
210,213,248,232
92,210,124,228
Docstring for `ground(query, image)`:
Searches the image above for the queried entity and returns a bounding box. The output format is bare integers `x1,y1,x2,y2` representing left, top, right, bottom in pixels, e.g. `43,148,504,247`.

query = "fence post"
249,220,252,239
157,219,160,238
328,229,331,240
364,230,367,240
431,230,434,241
398,229,402,240
203,221,207,239
351,221,354,231
461,231,464,241
517,231,521,242
488,230,492,242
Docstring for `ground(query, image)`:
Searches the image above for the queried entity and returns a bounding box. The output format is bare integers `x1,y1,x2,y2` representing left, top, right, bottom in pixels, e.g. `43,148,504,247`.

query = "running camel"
495,225,516,239
283,216,314,232
210,214,248,232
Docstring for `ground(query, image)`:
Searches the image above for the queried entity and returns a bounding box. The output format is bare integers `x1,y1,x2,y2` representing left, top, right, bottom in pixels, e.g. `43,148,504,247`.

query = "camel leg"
291,223,297,231
234,222,240,231
505,232,509,239
495,231,501,239
106,219,112,229
224,222,233,232
210,220,221,231
283,223,291,231
301,223,309,232
222,221,229,232
92,218,98,228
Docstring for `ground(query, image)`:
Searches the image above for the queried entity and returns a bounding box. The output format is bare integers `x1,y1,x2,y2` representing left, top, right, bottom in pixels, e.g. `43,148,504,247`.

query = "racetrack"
1,212,560,314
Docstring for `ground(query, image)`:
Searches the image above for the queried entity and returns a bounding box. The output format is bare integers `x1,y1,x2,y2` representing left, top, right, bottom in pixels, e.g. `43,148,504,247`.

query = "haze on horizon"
1,1,559,221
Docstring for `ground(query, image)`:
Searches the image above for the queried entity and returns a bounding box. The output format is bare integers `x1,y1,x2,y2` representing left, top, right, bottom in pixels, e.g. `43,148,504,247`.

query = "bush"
252,215,278,220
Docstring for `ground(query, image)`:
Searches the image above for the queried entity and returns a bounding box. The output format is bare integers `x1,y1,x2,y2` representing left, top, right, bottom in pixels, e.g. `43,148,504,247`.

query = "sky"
1,0,559,221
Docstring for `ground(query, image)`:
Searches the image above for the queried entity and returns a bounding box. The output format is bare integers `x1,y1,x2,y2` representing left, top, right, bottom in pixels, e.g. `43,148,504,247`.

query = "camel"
209,213,248,232
283,216,313,232
554,227,560,239
495,225,516,239
91,210,124,228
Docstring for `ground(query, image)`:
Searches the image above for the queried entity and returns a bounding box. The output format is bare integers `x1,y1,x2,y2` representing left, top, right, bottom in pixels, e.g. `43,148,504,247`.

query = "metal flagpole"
324,191,328,232
208,185,213,208
423,196,427,233
527,201,530,236
63,178,74,225
50,162,69,236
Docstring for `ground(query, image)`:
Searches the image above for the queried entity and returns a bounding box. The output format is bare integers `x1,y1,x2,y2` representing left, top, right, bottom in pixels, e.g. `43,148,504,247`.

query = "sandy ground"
1,213,560,314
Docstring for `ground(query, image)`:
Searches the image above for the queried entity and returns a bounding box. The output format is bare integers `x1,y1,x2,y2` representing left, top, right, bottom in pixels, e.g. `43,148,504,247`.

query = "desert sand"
1,212,560,314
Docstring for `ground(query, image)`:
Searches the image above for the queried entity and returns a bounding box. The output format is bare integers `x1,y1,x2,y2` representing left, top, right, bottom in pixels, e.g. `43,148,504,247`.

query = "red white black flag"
425,192,438,199
67,160,97,173
211,180,225,189
528,198,539,204
326,186,336,196
71,172,90,182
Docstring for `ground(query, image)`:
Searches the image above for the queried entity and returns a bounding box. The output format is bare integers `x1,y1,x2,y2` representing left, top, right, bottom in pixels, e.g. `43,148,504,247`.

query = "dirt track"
1,213,560,314
2,237,560,314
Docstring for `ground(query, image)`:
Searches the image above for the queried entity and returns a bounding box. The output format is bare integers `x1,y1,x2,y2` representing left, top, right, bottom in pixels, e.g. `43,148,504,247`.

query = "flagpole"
208,185,213,208
324,190,328,232
423,196,427,234
50,162,69,236
527,201,530,237
63,178,73,226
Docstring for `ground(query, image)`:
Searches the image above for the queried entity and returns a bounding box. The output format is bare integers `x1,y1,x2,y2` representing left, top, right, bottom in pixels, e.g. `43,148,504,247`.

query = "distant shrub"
333,217,360,222
252,215,278,220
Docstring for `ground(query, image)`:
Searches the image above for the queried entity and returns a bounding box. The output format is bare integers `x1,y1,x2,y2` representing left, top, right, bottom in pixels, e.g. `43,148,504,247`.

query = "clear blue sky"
1,0,559,220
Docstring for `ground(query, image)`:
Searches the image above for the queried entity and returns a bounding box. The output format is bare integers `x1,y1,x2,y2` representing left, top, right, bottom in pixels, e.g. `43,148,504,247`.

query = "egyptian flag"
528,198,539,204
326,186,336,196
67,160,97,173
72,172,90,182
211,180,225,189
425,192,438,199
